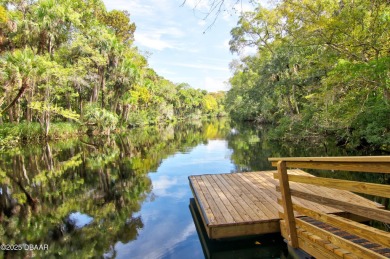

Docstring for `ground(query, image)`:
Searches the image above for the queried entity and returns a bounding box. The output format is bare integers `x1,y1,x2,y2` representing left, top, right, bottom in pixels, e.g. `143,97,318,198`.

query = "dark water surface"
0,119,387,258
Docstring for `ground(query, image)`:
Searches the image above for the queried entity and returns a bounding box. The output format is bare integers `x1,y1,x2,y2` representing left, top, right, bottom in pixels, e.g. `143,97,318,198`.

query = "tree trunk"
285,88,295,115
100,67,106,108
124,104,130,122
91,83,99,103
384,88,390,103
26,88,33,122
2,79,29,115
67,93,72,122
15,102,20,123
77,84,83,118
292,84,300,114
38,30,47,55
8,104,14,123
44,87,50,137
26,103,31,122
44,109,50,137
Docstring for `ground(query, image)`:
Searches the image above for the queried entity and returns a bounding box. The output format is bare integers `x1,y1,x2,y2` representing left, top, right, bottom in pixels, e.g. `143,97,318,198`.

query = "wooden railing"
269,156,390,258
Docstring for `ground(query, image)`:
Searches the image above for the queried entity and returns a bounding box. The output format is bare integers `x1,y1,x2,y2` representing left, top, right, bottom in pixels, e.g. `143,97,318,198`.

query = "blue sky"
102,0,262,92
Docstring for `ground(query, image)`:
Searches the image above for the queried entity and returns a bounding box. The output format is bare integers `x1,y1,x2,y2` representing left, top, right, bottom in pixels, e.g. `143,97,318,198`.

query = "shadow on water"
0,118,387,258
189,198,291,259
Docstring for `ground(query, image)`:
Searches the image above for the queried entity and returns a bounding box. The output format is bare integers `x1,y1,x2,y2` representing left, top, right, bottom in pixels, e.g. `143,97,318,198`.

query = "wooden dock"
189,198,286,259
189,169,383,239
269,156,390,259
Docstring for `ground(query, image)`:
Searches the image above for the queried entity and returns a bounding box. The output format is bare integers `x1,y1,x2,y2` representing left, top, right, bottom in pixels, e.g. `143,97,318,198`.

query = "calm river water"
0,119,387,258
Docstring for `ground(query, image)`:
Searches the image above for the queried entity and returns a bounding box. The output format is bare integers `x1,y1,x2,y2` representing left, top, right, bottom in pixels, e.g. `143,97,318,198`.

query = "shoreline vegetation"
225,0,389,153
0,0,226,149
0,117,227,150
1,0,389,153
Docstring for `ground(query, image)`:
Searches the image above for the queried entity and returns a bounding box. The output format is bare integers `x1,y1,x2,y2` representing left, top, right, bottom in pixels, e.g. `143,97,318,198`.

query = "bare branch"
180,0,250,33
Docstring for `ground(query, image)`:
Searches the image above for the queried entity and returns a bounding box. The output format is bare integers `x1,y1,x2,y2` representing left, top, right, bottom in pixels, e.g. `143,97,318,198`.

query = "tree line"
0,0,225,141
226,0,389,151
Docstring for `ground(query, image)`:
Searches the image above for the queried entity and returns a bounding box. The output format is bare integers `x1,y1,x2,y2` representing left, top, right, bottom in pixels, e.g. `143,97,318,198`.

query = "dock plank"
199,176,235,224
189,177,215,225
229,173,277,220
219,174,268,221
194,177,226,225
189,170,384,239
205,175,244,223
209,174,252,222
235,173,280,218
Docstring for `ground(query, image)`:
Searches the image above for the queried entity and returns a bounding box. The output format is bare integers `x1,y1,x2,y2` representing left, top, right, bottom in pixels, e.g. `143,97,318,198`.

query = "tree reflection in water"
1,119,386,258
0,120,229,258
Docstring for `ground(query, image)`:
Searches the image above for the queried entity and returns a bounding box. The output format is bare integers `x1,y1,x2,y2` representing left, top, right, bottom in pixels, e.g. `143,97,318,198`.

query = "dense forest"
226,0,389,151
0,0,389,152
0,0,225,147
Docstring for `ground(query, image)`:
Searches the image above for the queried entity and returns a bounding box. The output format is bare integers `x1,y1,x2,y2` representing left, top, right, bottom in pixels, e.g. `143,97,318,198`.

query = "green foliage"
227,0,390,151
202,94,218,114
0,122,79,148
0,134,19,150
83,104,118,133
99,10,136,43
48,122,80,138
29,101,80,121
0,5,7,24
348,96,390,150
0,122,42,142
0,0,225,144
127,110,149,127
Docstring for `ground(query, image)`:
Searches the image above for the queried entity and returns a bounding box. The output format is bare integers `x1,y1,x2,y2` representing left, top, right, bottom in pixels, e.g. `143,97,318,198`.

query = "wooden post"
277,160,299,248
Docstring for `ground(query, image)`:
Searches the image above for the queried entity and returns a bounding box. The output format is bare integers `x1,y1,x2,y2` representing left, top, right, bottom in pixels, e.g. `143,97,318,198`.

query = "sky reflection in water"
115,140,235,259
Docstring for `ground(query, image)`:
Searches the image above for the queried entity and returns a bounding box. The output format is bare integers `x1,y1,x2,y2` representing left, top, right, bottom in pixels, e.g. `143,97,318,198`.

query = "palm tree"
111,51,142,114
1,48,38,121
33,0,80,55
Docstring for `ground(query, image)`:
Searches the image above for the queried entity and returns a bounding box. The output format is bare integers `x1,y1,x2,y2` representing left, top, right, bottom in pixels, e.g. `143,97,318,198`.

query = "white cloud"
206,140,228,151
218,39,230,50
222,10,233,21
118,222,196,259
233,1,255,13
135,26,185,51
136,33,175,51
155,68,177,75
162,61,229,72
103,0,237,93
204,76,228,92
197,19,207,26
104,1,155,16
158,26,186,38
240,45,258,56
152,175,177,196
184,0,211,11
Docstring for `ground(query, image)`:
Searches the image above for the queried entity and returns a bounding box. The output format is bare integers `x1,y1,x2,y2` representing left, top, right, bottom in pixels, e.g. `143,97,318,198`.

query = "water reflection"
0,119,231,258
114,138,236,259
0,119,387,258
68,212,94,229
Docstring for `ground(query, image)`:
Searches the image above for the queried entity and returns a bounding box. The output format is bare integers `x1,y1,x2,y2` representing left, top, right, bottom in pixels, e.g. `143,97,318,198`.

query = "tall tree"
99,10,136,44
1,48,38,121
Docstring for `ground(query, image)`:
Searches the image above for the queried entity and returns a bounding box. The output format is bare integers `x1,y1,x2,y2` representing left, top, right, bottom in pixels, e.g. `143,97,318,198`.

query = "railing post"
277,160,299,248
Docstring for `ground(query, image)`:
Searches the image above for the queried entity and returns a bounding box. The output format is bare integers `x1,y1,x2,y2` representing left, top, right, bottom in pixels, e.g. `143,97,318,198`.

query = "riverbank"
2,115,389,155
0,122,80,149
0,116,227,150
1,118,387,258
